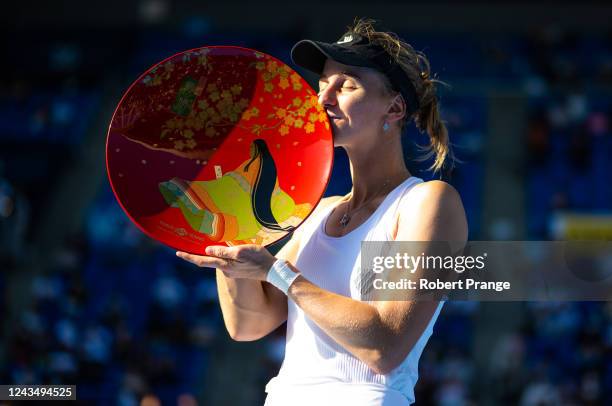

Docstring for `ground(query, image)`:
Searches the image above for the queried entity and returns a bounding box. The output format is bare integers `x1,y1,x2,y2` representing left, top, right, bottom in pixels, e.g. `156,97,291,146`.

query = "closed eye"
340,79,358,90
318,78,358,94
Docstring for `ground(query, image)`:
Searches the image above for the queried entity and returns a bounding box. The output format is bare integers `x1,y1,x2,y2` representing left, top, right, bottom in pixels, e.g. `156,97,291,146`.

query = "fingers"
205,245,240,260
176,251,232,268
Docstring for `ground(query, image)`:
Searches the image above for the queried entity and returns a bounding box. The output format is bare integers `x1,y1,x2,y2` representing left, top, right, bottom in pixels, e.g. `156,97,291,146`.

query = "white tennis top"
264,176,445,406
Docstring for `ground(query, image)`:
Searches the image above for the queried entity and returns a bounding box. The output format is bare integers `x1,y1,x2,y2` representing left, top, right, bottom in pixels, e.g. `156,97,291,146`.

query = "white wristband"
266,259,300,294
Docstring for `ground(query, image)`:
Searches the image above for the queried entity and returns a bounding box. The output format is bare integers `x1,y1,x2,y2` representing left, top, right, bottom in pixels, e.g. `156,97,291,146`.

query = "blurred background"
1,1,611,405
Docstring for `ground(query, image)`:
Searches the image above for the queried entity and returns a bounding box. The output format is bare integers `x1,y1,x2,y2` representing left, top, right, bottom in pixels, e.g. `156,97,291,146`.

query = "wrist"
266,259,301,294
259,257,278,281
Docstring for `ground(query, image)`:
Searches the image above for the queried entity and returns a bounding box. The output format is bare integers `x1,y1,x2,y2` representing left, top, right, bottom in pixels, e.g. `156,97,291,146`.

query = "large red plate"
106,46,333,254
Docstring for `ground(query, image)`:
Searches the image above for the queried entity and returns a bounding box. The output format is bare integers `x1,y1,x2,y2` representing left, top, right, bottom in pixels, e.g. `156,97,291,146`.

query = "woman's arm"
215,245,291,341
286,180,467,374
208,196,343,341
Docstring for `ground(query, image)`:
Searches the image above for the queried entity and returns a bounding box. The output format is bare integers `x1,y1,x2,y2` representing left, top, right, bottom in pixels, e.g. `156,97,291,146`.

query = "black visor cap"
291,38,382,75
291,32,420,114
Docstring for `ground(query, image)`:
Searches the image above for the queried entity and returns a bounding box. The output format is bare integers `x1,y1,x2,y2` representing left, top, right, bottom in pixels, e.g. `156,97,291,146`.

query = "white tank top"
265,176,445,405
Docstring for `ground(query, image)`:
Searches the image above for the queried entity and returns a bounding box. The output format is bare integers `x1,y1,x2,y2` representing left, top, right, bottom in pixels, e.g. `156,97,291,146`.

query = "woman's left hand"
176,244,277,281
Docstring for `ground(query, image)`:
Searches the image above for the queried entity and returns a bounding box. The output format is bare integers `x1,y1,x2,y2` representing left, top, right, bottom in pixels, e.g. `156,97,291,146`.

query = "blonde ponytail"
414,82,452,173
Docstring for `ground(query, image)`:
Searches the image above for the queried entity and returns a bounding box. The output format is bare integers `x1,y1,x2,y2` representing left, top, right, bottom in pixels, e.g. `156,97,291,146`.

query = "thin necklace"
339,178,393,228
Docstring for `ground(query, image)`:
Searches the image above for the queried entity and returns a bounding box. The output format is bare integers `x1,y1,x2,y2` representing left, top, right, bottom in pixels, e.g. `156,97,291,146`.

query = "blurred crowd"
414,301,612,406
2,184,221,404
1,21,610,405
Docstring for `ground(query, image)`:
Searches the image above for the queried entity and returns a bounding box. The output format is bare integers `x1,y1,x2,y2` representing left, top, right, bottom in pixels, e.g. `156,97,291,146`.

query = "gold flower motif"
279,78,289,89
230,84,242,94
290,73,301,83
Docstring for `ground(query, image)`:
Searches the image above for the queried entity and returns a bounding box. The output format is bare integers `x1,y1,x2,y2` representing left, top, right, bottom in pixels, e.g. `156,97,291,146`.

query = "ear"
385,94,406,127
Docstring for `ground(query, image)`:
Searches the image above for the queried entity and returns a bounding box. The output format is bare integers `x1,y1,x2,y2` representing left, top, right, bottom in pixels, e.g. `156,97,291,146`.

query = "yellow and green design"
159,138,311,245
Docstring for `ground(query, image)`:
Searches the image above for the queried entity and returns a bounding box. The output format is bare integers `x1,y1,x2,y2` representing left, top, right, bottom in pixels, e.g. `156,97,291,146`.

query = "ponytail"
414,84,452,173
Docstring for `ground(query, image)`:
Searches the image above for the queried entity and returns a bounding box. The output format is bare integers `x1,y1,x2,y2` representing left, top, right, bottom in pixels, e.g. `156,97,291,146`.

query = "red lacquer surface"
106,46,333,254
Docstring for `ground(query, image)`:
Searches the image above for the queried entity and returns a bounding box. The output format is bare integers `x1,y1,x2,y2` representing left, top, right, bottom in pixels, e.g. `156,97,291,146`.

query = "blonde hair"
349,18,453,173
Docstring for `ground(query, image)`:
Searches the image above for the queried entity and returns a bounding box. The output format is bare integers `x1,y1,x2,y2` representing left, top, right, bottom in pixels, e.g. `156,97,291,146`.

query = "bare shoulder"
396,180,467,241
410,180,463,207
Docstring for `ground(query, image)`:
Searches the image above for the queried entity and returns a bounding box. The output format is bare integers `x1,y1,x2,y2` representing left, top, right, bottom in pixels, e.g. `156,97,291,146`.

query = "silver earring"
383,122,390,132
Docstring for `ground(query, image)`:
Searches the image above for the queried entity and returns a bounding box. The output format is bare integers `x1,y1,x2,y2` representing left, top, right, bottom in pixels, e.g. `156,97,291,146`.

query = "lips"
326,111,341,120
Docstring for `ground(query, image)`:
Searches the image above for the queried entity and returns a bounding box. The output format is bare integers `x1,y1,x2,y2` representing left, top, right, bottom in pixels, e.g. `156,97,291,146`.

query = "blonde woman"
177,19,468,405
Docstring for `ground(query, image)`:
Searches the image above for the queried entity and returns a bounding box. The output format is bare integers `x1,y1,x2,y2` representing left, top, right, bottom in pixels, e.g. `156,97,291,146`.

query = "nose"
317,85,337,109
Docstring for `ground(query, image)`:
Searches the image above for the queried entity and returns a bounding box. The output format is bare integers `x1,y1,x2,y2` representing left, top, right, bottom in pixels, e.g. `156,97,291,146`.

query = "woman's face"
318,59,393,147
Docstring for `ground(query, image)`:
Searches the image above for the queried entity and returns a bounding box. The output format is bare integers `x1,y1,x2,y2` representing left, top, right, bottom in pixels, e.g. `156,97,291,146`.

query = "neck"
343,133,411,206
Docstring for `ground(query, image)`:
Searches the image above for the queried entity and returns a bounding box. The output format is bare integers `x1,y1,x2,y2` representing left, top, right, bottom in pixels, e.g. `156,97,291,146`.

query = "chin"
331,130,347,147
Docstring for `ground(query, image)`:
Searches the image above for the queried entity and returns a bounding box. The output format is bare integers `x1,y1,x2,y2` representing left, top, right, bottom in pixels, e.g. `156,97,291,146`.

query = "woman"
177,19,468,405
